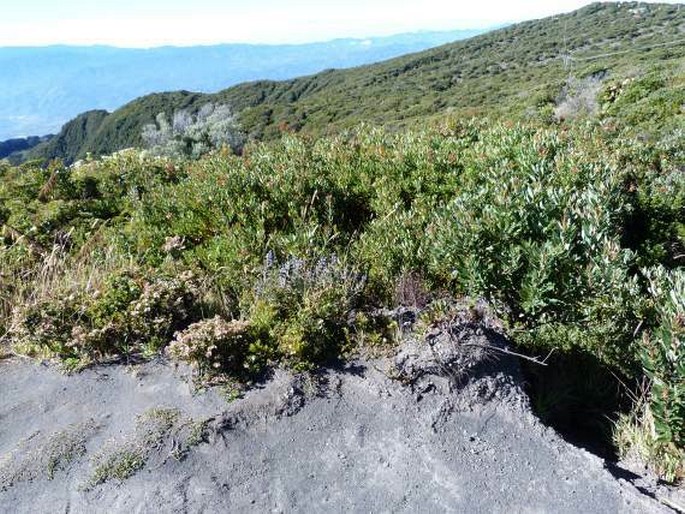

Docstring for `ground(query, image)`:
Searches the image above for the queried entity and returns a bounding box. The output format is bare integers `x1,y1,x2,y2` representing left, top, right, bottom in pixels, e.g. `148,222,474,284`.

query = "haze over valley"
0,29,486,140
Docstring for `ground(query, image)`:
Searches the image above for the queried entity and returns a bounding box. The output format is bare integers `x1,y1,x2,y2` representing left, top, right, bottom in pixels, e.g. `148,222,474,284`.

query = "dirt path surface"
0,324,673,513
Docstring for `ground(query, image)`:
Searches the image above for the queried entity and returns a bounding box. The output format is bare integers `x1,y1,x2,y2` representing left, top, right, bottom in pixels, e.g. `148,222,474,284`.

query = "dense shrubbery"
644,269,685,451
1,119,683,479
2,4,683,478
246,254,366,366
620,267,685,480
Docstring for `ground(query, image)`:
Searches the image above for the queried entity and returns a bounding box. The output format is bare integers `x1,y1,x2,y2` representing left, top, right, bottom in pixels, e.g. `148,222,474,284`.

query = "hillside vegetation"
0,136,51,162
1,0,684,485
25,1,685,164
0,28,486,140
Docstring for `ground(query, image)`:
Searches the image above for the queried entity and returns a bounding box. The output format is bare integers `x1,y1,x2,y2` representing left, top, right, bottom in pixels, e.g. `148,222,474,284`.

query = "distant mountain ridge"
0,135,52,161
0,29,486,140
16,2,685,164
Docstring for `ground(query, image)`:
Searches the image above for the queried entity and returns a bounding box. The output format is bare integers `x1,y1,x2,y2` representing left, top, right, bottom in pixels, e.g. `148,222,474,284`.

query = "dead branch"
462,342,554,366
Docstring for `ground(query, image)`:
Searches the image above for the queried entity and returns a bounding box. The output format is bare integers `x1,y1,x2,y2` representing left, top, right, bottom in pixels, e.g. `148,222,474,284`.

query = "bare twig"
462,342,554,366
659,496,685,514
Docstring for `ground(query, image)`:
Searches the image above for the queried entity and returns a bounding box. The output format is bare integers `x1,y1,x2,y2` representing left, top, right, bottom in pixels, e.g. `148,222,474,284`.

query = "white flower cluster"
128,271,197,326
167,315,250,372
161,235,185,255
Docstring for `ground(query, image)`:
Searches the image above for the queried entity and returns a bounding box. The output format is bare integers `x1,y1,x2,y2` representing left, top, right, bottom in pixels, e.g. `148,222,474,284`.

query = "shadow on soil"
522,349,634,462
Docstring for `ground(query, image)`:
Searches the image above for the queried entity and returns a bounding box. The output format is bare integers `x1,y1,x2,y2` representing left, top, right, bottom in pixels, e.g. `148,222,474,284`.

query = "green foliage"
600,69,685,141
9,294,85,359
22,2,685,165
88,407,205,486
634,267,685,480
420,124,646,371
29,110,108,164
8,270,203,361
89,273,142,325
90,449,145,485
246,254,366,366
2,117,684,479
623,151,685,267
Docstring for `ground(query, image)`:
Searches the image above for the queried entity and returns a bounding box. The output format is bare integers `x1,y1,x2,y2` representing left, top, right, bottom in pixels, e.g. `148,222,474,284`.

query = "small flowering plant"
167,316,251,376
248,253,367,365
127,270,201,351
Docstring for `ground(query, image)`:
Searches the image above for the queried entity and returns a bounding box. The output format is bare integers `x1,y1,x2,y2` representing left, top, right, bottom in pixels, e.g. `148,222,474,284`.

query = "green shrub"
9,294,86,360
245,254,366,366
630,267,685,481
600,69,685,141
9,270,203,362
625,164,685,267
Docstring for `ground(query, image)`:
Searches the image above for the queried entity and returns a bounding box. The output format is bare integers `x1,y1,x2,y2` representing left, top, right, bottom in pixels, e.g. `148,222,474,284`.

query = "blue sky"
1,0,681,47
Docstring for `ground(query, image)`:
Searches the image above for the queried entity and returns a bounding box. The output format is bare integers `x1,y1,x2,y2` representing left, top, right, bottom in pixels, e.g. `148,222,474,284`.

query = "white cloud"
0,1,680,47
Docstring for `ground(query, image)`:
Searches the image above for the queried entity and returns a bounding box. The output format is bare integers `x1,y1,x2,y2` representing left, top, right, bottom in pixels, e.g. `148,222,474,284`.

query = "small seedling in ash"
0,420,99,489
87,407,211,488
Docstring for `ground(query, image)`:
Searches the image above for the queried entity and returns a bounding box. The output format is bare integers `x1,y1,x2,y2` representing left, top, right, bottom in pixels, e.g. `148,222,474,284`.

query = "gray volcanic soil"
0,320,676,513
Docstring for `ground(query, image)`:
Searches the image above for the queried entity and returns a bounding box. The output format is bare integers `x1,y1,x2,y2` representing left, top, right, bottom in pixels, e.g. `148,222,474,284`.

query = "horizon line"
0,25,502,51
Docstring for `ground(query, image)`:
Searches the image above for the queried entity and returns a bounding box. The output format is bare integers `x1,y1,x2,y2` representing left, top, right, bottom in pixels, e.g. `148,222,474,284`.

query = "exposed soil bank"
0,324,676,513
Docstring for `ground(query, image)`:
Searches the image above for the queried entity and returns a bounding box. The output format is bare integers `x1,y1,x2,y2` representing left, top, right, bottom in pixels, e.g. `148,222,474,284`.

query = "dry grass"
0,229,135,358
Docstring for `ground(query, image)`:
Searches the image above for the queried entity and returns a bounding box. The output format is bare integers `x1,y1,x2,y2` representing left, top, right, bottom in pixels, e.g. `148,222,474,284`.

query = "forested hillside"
0,28,486,140
0,135,50,162
26,1,685,163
